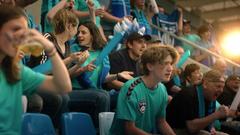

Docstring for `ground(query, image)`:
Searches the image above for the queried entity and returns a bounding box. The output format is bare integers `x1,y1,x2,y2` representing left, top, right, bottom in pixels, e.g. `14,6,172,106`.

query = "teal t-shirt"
41,0,60,33
70,44,109,89
181,34,200,54
109,77,168,134
0,65,45,134
75,0,101,27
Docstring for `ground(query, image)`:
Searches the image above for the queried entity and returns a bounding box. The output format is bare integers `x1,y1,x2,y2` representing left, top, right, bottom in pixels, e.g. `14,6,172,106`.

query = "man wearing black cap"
107,32,151,91
105,32,150,110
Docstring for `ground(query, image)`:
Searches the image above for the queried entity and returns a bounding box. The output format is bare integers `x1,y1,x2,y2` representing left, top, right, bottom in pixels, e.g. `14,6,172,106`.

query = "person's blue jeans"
68,89,110,127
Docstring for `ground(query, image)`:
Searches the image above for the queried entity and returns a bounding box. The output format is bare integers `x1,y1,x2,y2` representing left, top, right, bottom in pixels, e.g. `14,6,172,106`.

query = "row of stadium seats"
22,112,115,135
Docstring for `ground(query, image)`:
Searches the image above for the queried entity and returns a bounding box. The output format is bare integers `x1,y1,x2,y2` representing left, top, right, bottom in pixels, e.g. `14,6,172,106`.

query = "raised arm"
47,0,72,22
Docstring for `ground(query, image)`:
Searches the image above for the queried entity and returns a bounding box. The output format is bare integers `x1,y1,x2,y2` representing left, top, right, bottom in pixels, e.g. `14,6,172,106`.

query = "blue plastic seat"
21,113,55,135
61,112,96,135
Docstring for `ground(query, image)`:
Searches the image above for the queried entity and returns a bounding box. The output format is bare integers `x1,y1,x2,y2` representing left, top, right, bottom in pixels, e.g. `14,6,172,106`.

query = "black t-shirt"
27,33,70,68
109,48,139,81
166,85,212,129
217,86,236,106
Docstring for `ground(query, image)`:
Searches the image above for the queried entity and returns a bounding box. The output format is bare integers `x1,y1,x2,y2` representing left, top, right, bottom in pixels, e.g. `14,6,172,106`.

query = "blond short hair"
140,45,179,75
52,9,79,34
203,70,225,82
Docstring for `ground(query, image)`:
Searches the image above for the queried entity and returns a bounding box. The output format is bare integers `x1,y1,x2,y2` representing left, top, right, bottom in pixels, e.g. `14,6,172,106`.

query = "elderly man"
167,70,238,135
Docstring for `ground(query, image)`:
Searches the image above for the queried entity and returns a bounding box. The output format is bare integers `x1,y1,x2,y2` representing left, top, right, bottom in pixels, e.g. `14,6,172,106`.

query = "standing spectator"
131,0,152,34
193,25,219,66
181,20,200,54
41,0,60,32
152,4,183,46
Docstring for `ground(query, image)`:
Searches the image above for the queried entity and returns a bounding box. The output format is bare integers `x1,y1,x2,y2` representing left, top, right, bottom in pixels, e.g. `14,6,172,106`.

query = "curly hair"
140,45,179,75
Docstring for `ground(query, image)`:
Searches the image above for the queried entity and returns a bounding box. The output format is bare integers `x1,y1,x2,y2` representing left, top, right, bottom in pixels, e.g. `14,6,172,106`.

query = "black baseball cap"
126,32,151,43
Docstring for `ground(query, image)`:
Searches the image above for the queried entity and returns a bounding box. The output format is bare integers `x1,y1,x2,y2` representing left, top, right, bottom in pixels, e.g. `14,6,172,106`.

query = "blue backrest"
21,113,55,135
61,112,96,135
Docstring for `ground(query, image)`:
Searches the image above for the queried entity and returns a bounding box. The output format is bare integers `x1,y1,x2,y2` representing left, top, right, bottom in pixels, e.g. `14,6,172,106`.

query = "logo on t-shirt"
138,100,146,113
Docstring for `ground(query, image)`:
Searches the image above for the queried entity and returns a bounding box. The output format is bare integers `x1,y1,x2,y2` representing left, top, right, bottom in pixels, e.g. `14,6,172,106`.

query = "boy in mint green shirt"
109,45,179,135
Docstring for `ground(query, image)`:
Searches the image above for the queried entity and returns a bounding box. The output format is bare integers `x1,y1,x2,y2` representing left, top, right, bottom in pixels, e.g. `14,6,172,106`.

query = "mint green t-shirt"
0,65,45,135
109,77,168,135
70,44,108,89
75,0,101,27
181,34,200,54
41,0,60,33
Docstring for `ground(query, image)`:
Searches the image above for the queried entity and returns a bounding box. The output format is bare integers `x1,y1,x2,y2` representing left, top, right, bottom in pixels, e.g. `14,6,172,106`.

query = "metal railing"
150,23,240,72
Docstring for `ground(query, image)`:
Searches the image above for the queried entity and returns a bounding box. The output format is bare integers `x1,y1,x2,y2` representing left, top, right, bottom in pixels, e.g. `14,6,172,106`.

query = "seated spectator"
182,63,202,87
69,21,131,127
109,45,178,135
146,35,162,46
26,8,80,127
163,46,185,97
167,70,238,135
217,75,240,135
218,75,240,109
0,5,71,134
1,0,42,66
107,32,150,109
212,58,227,77
107,32,150,91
